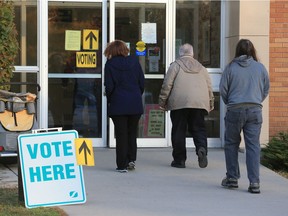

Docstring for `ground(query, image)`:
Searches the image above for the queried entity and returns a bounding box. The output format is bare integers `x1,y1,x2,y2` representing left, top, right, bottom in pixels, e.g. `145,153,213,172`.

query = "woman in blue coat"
104,40,145,173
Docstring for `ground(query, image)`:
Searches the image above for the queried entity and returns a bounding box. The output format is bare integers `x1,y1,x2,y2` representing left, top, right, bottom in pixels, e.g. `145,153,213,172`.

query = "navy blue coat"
104,56,145,116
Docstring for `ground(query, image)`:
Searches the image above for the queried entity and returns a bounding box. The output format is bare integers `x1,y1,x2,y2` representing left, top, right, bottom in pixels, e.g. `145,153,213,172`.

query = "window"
14,1,37,66
176,0,221,68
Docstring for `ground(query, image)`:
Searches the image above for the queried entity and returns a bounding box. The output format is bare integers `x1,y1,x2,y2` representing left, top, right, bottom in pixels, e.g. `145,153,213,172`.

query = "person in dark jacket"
219,39,270,193
104,40,145,173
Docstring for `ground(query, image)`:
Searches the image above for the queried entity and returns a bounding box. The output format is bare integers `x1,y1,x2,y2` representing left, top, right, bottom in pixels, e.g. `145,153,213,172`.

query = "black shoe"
221,177,238,188
198,147,208,168
116,168,128,173
171,160,185,168
248,183,260,194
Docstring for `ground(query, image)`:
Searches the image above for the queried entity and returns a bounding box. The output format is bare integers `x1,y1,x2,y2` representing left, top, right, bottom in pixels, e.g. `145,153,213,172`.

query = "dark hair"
235,39,258,61
104,40,129,59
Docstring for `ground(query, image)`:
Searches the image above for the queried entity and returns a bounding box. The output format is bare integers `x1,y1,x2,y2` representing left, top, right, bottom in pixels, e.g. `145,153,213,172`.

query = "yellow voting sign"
76,52,96,68
75,138,95,166
83,29,99,50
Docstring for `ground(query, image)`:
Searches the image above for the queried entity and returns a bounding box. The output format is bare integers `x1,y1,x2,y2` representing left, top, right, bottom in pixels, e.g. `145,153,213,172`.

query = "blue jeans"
224,106,262,184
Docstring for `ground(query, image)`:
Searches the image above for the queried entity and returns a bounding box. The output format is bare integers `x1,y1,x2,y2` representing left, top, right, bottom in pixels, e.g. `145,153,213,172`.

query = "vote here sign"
18,130,86,208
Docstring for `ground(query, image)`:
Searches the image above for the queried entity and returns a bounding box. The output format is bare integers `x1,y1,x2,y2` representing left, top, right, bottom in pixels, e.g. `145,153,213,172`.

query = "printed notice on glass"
65,30,81,51
141,23,157,44
147,109,164,137
143,105,164,137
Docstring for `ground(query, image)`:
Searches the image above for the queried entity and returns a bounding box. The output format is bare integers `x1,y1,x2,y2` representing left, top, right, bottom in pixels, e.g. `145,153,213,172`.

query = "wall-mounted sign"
141,23,157,44
82,29,99,50
143,105,164,137
76,52,96,68
136,41,146,56
65,30,81,51
148,47,161,72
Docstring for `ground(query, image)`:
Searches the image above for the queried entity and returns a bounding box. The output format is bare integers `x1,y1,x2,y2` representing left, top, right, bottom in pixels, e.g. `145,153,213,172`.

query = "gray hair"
179,43,194,57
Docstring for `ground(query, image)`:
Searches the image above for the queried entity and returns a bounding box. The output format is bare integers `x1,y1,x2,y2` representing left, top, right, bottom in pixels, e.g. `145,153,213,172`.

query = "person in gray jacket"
219,39,270,193
159,43,214,169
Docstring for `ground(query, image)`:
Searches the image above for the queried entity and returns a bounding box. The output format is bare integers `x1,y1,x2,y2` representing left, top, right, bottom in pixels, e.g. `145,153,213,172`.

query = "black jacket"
104,56,144,116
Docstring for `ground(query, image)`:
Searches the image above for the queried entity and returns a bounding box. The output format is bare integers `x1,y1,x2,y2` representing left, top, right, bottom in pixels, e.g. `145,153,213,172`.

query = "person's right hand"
159,105,166,111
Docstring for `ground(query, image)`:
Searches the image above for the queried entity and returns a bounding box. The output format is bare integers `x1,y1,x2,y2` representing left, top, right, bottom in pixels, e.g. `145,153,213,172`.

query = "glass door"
175,0,222,148
47,1,107,147
109,0,170,147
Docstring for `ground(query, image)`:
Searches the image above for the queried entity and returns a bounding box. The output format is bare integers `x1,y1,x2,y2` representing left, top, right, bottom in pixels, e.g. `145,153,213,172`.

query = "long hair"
104,40,129,59
234,39,258,61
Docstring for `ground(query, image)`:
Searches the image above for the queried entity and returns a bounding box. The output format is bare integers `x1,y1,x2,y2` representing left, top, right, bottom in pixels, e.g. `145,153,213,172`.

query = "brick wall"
269,0,288,138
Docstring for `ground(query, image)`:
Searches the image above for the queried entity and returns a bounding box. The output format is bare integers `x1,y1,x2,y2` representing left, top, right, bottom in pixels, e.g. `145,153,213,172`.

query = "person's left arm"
137,62,145,94
262,65,270,101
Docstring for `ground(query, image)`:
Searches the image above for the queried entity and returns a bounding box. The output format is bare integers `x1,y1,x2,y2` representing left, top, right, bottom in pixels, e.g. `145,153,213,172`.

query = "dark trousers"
170,108,207,163
111,115,141,169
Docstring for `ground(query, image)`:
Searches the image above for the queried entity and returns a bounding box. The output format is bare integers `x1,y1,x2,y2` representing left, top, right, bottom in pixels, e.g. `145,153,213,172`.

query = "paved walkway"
0,160,18,188
1,148,288,216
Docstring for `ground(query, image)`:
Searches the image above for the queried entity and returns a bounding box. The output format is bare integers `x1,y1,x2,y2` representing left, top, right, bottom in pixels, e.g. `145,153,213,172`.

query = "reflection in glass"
72,76,99,137
48,78,102,138
176,0,221,68
48,3,102,74
48,2,102,138
9,73,38,94
115,3,166,75
14,3,37,66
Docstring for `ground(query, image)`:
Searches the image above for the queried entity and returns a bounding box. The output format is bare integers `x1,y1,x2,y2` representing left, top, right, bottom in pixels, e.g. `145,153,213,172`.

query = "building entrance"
108,0,222,148
46,0,221,148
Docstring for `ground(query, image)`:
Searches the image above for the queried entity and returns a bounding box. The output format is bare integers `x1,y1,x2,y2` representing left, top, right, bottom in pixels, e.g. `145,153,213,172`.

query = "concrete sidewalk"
60,148,288,216
1,148,288,216
0,159,18,188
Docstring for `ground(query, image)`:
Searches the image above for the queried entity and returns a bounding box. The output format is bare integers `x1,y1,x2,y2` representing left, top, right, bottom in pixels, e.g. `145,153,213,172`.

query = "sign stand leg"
17,145,24,205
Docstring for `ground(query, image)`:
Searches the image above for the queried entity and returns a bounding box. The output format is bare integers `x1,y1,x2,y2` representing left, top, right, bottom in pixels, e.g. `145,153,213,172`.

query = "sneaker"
171,160,185,168
198,147,208,168
127,161,136,170
116,168,128,173
221,177,239,188
248,183,260,194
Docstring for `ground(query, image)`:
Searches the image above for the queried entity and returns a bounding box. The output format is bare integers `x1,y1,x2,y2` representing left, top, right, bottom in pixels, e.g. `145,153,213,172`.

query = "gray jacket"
159,55,214,113
219,55,270,109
